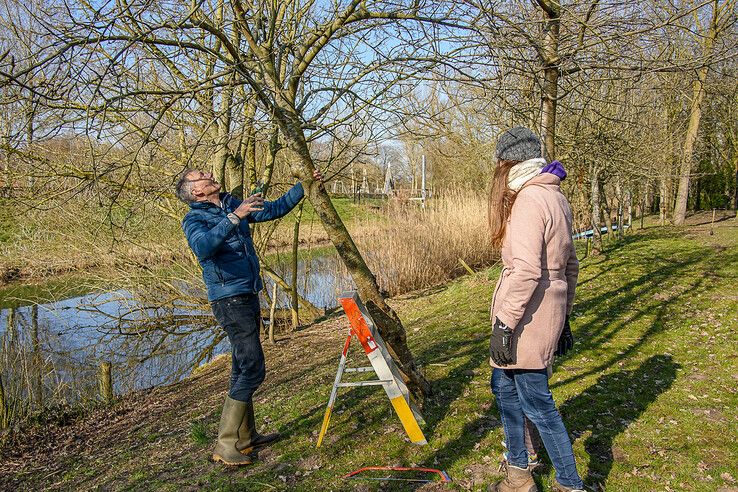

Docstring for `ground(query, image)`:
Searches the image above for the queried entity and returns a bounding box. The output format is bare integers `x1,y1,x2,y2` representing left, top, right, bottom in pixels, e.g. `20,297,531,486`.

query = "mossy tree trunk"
274,111,431,398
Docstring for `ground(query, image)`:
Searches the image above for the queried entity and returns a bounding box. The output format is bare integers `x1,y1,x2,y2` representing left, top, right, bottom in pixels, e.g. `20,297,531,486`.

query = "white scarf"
507,158,546,192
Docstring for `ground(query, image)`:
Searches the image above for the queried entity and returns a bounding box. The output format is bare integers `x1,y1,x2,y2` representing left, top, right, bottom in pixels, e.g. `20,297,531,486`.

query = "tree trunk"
261,124,279,195
673,4,719,225
615,180,623,239
537,0,561,161
626,188,632,233
260,264,321,320
0,375,7,429
269,282,278,344
5,308,15,348
659,172,670,226
590,164,602,251
241,100,258,193
211,126,229,185
290,202,304,330
226,154,244,199
277,114,431,398
31,305,43,407
734,168,738,216
211,75,235,186
98,361,113,404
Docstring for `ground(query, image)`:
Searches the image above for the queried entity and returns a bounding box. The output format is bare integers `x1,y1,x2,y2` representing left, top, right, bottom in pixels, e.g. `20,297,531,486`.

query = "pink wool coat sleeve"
491,173,578,369
495,191,546,330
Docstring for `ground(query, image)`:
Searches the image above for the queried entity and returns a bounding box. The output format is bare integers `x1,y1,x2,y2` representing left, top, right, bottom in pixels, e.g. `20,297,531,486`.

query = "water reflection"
265,253,354,310
0,253,352,415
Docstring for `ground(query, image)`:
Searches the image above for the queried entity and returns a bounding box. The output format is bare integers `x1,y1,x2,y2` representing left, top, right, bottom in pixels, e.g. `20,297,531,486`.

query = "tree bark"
31,305,43,407
590,163,602,251
673,3,719,225
0,375,7,429
269,282,278,344
659,173,668,226
537,0,561,161
277,113,431,398
290,202,303,330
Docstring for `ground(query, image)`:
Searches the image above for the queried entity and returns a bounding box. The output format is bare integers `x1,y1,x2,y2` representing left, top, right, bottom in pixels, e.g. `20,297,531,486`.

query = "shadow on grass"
551,231,737,389
560,354,679,488
206,229,733,490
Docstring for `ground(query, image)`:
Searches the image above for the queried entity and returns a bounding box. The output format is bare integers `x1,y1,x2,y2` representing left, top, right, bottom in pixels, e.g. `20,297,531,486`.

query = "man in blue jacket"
175,168,322,466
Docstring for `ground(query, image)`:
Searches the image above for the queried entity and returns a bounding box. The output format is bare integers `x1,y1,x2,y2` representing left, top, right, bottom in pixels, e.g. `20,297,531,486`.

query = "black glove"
490,317,515,366
555,316,574,356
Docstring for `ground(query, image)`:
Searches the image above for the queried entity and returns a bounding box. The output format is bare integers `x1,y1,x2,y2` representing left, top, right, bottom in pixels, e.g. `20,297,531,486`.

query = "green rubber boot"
236,399,281,454
212,396,255,466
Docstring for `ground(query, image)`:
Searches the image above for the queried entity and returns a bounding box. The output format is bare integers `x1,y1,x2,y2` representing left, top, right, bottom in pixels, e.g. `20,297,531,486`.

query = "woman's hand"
490,317,515,366
554,316,574,356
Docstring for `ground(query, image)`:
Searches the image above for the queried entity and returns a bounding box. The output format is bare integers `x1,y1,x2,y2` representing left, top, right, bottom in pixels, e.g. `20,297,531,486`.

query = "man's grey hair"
175,168,198,203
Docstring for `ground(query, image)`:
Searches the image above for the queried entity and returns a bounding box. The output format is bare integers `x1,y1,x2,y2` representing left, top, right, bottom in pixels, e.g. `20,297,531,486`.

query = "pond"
0,252,354,413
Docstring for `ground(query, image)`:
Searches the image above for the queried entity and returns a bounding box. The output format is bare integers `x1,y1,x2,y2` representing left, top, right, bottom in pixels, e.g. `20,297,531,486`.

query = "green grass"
3,219,737,491
190,422,210,446
0,273,99,309
276,196,387,229
230,222,737,491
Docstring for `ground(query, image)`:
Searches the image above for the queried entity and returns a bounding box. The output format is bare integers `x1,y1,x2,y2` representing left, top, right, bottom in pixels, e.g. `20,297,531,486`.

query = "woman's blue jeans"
492,367,583,489
211,294,266,402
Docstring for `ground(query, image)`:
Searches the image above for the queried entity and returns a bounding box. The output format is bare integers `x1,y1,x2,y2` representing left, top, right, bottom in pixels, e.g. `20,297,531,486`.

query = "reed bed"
353,189,496,296
0,310,101,430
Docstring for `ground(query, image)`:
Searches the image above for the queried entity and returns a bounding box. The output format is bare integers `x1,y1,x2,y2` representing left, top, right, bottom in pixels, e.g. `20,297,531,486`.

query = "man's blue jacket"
182,183,304,302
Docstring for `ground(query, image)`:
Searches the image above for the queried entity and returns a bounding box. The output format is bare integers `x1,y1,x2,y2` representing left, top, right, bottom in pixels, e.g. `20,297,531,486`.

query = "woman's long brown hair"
488,159,521,250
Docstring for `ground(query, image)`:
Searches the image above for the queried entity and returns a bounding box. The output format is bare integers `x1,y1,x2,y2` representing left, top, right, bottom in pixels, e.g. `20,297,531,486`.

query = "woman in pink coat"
487,127,584,492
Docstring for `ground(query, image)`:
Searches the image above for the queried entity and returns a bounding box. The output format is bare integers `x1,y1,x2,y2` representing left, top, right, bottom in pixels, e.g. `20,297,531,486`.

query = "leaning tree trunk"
278,113,431,398
673,4,719,225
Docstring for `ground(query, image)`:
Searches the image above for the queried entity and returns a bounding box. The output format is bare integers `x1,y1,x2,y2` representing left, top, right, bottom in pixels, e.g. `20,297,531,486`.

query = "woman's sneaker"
552,481,586,492
501,441,541,471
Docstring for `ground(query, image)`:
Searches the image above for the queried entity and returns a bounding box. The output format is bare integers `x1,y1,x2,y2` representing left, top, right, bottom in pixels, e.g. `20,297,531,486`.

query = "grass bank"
1,218,737,491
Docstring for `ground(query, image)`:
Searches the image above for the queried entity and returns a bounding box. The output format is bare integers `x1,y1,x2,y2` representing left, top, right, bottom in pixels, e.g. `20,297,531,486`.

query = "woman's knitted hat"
495,127,542,162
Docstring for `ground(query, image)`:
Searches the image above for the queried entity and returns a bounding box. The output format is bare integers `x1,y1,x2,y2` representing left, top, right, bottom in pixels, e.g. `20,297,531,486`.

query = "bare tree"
673,0,737,224
1,0,477,397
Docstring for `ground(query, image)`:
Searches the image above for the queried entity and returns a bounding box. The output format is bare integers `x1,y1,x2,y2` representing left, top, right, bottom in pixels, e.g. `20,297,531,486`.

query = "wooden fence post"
99,361,113,404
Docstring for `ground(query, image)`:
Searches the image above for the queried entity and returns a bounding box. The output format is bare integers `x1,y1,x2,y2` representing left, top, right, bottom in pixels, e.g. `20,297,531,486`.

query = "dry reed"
352,189,496,296
0,309,102,430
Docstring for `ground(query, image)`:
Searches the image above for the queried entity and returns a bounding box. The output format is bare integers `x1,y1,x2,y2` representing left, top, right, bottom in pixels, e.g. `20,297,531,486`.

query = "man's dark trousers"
211,294,265,402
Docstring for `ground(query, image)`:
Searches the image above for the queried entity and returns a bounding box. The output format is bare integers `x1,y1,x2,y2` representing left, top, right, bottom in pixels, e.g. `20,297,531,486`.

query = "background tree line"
1,0,736,399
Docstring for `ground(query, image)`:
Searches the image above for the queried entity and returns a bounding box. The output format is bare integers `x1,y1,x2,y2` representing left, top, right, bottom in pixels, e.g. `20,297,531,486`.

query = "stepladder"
316,291,427,447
